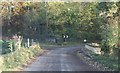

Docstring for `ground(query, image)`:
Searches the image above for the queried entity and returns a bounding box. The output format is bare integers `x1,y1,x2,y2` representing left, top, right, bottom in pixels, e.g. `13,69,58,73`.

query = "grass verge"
0,56,3,72
0,44,43,71
91,54,118,70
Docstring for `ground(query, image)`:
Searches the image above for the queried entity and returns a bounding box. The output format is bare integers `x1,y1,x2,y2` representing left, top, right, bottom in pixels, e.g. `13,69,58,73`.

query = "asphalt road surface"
24,46,98,71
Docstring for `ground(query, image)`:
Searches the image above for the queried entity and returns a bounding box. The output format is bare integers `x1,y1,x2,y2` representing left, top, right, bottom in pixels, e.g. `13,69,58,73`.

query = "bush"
0,40,3,46
2,40,15,54
101,23,118,54
101,39,111,53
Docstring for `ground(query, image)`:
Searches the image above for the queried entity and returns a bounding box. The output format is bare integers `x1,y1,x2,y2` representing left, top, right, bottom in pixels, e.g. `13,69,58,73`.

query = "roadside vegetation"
0,39,43,71
91,53,118,70
0,1,119,71
84,43,119,70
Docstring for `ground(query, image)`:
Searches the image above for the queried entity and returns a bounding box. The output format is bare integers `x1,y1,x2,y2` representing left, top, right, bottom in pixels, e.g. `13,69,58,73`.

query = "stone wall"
85,44,101,54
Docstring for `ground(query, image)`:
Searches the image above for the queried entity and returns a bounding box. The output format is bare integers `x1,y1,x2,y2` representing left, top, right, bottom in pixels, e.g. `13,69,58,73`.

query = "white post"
27,38,30,48
0,14,1,39
18,36,21,49
84,39,87,43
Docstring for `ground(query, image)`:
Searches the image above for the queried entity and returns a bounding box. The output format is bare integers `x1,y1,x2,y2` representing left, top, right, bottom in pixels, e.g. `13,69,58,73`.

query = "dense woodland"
0,2,119,54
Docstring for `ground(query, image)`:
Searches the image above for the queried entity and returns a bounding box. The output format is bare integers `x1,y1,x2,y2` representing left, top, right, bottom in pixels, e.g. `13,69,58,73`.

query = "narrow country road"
24,45,98,71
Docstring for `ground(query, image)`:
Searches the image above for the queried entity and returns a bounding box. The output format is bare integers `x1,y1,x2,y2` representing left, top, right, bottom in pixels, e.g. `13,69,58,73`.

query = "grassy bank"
0,56,3,72
0,44,43,71
84,43,119,70
91,54,118,70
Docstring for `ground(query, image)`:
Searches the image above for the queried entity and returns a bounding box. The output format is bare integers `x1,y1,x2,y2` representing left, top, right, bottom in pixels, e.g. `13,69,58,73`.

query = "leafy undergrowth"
91,54,118,70
1,44,43,71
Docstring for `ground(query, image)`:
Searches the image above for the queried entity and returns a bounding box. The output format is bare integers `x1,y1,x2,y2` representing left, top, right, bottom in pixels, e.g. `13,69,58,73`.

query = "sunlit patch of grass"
0,56,4,72
2,44,43,71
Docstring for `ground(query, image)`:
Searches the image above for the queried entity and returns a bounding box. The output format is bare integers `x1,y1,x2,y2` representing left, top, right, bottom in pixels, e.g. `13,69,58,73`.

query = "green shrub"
2,40,15,54
101,24,118,54
0,40,3,47
101,39,111,53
